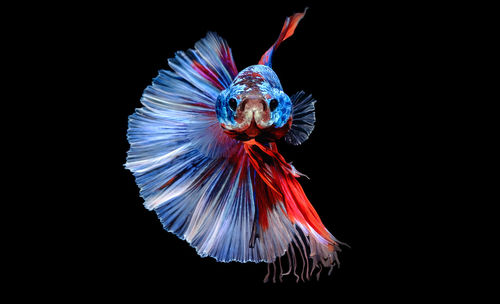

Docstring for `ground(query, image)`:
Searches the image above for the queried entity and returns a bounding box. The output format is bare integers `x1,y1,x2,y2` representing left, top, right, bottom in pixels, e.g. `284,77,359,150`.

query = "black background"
28,1,448,300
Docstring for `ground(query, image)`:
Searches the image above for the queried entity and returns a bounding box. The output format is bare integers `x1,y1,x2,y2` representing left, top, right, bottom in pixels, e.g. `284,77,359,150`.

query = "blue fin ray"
284,91,316,145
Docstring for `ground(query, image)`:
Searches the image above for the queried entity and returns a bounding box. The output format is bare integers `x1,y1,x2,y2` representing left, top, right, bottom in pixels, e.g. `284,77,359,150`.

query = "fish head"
215,65,292,142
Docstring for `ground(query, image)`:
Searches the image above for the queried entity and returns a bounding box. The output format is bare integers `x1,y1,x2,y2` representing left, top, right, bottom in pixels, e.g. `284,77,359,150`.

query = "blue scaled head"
215,65,292,142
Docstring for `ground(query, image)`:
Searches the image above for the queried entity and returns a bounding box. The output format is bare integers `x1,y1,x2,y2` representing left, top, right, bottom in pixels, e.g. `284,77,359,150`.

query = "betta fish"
125,8,345,282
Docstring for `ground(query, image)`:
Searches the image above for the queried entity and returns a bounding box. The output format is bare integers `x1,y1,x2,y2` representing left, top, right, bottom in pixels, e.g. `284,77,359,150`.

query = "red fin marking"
222,44,239,78
158,175,179,190
191,61,225,90
253,171,280,230
258,8,308,66
244,142,282,195
244,140,333,243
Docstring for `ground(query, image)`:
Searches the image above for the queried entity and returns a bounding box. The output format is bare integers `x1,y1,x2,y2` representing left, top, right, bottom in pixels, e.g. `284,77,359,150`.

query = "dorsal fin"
258,8,308,67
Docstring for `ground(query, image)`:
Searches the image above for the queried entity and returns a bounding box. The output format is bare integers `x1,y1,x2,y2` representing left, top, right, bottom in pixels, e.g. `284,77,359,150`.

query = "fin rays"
284,91,316,145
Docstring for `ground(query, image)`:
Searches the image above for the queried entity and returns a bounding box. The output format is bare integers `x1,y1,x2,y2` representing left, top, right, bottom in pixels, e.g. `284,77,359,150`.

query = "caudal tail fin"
258,8,308,67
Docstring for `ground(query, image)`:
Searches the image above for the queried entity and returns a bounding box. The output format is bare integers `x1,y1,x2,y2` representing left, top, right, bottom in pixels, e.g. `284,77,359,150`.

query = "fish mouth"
243,119,264,138
221,117,267,140
221,117,293,142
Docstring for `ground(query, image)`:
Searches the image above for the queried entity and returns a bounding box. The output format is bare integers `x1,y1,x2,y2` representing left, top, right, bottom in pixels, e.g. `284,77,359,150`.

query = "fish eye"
269,99,278,111
229,98,237,111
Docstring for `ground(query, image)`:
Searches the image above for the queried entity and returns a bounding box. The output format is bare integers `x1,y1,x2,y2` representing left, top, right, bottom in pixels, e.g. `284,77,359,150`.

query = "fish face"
233,96,271,137
215,65,292,142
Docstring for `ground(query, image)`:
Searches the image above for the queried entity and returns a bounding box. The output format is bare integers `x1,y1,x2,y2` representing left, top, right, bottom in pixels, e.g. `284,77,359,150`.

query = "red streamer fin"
258,8,308,67
243,139,334,244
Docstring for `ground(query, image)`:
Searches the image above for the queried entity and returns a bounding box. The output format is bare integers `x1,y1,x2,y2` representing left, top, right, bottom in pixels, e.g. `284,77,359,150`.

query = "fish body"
125,8,345,282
